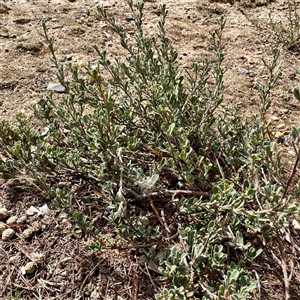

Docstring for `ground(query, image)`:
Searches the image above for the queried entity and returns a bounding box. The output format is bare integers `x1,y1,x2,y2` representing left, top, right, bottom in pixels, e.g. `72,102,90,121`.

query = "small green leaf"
229,269,240,282
236,231,244,246
0,173,17,180
294,88,300,101
167,123,176,136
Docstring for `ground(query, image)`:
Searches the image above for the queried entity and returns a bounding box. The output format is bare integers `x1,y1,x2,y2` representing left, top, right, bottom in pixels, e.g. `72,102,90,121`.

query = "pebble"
0,223,6,235
103,31,111,40
125,16,135,22
6,216,18,225
9,255,20,263
0,207,9,220
47,83,66,93
31,221,40,232
21,262,36,275
2,228,15,240
292,219,300,230
83,10,90,16
91,290,101,299
238,67,248,74
39,204,51,216
270,116,280,121
26,206,40,216
22,227,35,239
17,216,27,224
277,123,286,129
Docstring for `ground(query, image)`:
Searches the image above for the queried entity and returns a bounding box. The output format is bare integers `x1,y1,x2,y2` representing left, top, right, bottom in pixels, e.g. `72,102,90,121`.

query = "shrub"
0,1,299,299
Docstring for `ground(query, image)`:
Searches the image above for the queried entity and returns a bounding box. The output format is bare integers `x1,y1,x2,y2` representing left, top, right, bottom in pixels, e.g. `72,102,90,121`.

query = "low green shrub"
0,1,299,299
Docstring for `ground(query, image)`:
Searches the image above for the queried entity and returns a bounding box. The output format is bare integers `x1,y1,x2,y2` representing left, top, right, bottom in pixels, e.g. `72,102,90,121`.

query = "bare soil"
1,0,300,299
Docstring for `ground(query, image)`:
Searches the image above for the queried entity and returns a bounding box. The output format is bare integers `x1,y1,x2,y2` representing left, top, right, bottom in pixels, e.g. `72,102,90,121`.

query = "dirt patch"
1,0,300,299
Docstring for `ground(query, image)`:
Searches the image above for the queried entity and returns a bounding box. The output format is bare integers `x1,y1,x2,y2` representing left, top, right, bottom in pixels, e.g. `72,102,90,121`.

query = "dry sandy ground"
0,0,300,299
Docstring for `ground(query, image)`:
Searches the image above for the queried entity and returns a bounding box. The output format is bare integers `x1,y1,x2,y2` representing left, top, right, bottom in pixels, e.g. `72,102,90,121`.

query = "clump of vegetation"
0,1,300,299
268,0,300,49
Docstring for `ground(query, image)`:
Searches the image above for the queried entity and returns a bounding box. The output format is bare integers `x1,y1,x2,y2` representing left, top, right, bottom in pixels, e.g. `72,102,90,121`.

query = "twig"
143,262,159,293
160,209,171,234
282,147,300,199
252,270,262,300
149,196,171,235
127,188,210,202
272,230,293,300
104,277,110,299
165,189,210,198
107,233,179,251
132,265,139,300
77,259,105,298
110,242,159,251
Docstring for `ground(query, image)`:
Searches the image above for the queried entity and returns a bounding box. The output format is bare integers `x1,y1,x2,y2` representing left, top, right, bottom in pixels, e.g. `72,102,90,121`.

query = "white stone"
22,227,35,239
6,216,18,225
21,262,36,275
2,228,15,240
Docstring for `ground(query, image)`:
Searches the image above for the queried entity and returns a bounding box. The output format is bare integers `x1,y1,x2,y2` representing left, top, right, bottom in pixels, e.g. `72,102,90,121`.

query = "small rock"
0,207,9,220
82,9,90,17
6,216,18,225
22,227,35,239
84,282,94,296
140,216,149,226
292,219,300,230
47,83,66,93
0,223,6,235
91,290,101,299
125,16,135,22
26,206,40,216
9,255,20,263
238,67,248,74
31,221,40,232
40,204,51,216
17,216,27,224
103,31,111,40
21,262,36,275
270,115,280,121
277,123,286,129
2,228,15,240
75,60,85,67
30,252,44,263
